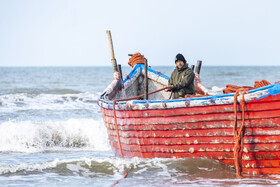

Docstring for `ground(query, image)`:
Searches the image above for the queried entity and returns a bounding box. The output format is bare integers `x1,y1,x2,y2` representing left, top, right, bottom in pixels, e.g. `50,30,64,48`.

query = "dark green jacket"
168,64,195,99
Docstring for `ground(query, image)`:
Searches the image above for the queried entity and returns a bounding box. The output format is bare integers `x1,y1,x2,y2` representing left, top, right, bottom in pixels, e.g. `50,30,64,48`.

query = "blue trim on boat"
123,64,141,85
122,64,169,85
99,65,280,110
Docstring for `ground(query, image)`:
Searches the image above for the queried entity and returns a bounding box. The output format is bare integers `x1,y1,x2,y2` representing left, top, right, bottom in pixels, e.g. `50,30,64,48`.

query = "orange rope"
223,80,273,94
111,86,170,186
184,94,206,98
233,88,248,178
128,53,146,67
169,90,173,99
223,85,253,94
111,172,128,187
254,80,271,88
112,100,125,158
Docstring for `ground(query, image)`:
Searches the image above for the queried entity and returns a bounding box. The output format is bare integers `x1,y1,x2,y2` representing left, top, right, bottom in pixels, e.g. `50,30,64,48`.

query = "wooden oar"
106,30,118,73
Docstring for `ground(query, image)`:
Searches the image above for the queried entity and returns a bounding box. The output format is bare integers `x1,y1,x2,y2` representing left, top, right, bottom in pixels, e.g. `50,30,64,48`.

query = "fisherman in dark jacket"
166,53,195,99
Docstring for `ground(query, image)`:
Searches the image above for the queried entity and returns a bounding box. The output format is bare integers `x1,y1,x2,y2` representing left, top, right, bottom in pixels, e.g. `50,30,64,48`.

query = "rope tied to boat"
113,86,172,156
111,86,171,186
111,172,128,186
128,52,146,67
111,100,128,186
233,88,248,178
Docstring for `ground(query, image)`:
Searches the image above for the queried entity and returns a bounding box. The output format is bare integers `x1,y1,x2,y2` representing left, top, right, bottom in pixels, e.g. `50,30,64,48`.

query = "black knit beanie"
175,53,186,64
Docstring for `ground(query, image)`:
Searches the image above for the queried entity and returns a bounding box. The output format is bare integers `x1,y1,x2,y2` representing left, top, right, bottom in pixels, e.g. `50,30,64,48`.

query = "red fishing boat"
98,31,280,177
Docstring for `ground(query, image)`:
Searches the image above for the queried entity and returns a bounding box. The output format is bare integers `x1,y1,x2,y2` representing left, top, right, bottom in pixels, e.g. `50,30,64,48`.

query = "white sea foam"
0,119,110,153
0,92,100,112
211,86,224,94
0,157,101,175
0,156,173,177
2,156,273,186
0,158,61,174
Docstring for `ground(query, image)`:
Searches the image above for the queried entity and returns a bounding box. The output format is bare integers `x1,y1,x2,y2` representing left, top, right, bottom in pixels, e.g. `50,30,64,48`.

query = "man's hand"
165,85,174,92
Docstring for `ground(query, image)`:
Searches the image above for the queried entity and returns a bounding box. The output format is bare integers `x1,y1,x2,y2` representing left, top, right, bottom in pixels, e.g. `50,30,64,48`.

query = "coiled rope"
128,53,146,67
111,86,171,186
223,80,274,94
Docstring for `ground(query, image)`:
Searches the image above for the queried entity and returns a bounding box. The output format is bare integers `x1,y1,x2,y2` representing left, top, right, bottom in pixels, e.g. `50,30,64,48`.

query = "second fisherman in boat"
166,53,196,99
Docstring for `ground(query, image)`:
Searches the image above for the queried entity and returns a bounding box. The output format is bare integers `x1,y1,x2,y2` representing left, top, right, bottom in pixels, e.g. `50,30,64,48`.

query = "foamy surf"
0,92,100,112
0,157,236,180
0,157,151,176
1,156,277,186
0,119,110,153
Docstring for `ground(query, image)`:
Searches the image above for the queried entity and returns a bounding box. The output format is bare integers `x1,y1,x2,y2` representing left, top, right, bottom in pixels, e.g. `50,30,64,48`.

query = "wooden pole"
191,65,195,71
106,30,118,73
117,64,123,83
195,60,202,74
144,59,148,100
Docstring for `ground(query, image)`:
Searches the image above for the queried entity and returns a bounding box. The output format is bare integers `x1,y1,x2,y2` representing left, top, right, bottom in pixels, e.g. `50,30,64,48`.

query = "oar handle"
106,30,116,60
106,30,118,73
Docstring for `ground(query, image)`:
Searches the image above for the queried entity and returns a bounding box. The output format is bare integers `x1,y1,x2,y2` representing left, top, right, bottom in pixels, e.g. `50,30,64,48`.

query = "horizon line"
1,64,280,68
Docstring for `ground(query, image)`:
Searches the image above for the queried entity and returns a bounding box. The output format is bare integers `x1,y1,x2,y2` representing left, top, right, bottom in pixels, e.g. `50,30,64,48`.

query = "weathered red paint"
110,149,280,160
109,141,280,153
103,100,280,118
104,119,280,132
107,135,280,145
100,94,280,176
106,127,280,138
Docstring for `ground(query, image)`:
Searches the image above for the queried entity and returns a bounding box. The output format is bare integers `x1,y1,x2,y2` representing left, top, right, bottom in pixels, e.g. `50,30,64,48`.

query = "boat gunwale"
98,64,280,110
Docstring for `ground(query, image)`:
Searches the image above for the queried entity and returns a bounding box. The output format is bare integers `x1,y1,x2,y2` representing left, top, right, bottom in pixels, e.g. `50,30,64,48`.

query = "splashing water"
0,119,110,153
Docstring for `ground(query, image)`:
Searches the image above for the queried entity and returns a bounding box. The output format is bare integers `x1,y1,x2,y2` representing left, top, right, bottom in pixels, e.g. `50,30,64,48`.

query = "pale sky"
0,0,279,67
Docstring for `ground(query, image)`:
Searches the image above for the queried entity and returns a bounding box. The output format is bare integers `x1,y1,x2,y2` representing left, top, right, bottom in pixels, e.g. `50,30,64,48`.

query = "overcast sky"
0,0,279,67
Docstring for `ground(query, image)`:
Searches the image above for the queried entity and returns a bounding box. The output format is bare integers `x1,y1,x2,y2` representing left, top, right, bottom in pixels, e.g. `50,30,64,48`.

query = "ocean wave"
0,157,135,176
1,88,82,95
0,157,235,179
2,157,278,185
0,119,110,153
0,92,100,112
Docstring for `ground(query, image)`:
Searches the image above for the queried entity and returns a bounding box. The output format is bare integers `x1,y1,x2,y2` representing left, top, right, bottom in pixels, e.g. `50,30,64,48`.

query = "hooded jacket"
168,63,195,99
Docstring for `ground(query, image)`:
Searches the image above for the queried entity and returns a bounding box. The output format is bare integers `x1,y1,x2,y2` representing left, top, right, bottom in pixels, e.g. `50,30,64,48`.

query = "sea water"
0,66,280,186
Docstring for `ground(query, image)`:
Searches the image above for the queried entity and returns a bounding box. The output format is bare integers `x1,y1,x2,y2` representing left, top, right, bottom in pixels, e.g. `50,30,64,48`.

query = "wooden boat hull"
98,64,280,176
